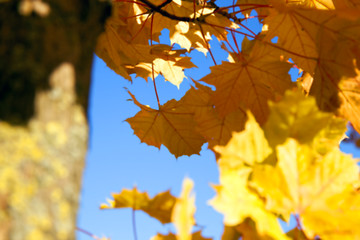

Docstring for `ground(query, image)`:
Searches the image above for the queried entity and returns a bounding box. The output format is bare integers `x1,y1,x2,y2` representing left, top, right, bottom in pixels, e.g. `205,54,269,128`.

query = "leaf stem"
199,24,217,65
76,227,102,240
295,214,302,229
149,14,161,108
132,208,138,240
152,63,161,108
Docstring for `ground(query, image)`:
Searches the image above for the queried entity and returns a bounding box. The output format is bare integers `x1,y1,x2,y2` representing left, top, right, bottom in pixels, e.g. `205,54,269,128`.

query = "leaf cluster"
96,0,360,239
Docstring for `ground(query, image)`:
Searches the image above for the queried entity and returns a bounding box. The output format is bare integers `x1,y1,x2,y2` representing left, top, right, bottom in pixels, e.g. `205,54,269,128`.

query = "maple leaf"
222,219,280,240
237,0,270,19
178,82,247,150
215,112,271,168
101,187,176,224
201,39,292,123
148,0,238,53
285,228,308,240
221,225,241,240
262,3,360,131
126,91,206,157
151,231,211,240
111,1,159,44
96,17,155,80
288,0,335,9
264,90,347,149
210,89,359,239
251,139,360,238
333,0,360,9
131,45,196,87
310,49,360,133
210,112,286,240
262,6,319,74
171,177,196,240
262,2,360,74
210,168,288,240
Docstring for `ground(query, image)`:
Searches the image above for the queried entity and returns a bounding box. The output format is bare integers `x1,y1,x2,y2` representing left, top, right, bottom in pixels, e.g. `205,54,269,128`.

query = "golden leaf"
172,178,196,240
201,40,293,123
101,187,176,224
210,169,287,240
215,113,272,168
251,139,360,238
151,231,211,240
237,0,270,19
264,90,347,148
178,83,247,150
126,91,206,158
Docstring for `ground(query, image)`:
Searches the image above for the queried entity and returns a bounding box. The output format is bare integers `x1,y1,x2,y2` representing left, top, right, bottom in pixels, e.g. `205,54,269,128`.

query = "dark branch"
138,0,196,22
157,0,173,9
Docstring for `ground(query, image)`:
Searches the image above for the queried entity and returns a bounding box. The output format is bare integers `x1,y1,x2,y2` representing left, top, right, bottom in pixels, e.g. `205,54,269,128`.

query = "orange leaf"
101,187,176,224
126,92,206,157
201,40,293,123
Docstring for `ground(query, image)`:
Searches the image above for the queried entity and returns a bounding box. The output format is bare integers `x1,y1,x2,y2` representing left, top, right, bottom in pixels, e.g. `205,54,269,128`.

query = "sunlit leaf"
215,112,271,168
264,90,347,149
101,187,176,224
151,231,211,240
251,138,360,238
201,40,292,123
210,168,287,240
172,178,196,240
126,92,206,157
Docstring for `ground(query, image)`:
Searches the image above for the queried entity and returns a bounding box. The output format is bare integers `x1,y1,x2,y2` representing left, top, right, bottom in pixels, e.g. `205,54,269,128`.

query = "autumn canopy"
93,0,360,239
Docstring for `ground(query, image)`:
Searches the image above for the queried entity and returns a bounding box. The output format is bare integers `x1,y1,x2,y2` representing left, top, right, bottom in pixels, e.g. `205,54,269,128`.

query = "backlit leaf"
126,92,206,157
264,90,347,148
210,168,287,240
251,139,360,238
172,178,196,240
178,83,247,150
101,187,176,224
201,40,292,123
215,112,271,168
151,231,211,240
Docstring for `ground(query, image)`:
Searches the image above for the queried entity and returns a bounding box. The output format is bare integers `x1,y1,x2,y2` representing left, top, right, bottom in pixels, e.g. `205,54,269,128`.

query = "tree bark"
0,1,110,239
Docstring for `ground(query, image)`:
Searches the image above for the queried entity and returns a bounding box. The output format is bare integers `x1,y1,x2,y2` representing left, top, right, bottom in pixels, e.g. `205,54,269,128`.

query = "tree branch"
138,0,196,22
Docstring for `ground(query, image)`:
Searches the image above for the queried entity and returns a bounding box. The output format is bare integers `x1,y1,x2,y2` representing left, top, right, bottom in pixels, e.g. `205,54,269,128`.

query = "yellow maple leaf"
210,112,287,239
210,169,288,240
264,90,347,148
172,177,196,240
153,57,194,88
215,112,272,168
126,91,206,157
151,231,211,240
251,138,360,238
101,187,176,224
131,44,196,87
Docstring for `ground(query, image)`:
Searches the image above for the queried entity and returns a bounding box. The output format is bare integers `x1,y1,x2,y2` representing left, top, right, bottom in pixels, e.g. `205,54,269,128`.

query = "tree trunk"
0,1,110,239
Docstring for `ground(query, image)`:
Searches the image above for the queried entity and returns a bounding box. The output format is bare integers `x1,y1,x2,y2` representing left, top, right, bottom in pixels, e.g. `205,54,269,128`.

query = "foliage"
96,0,360,239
